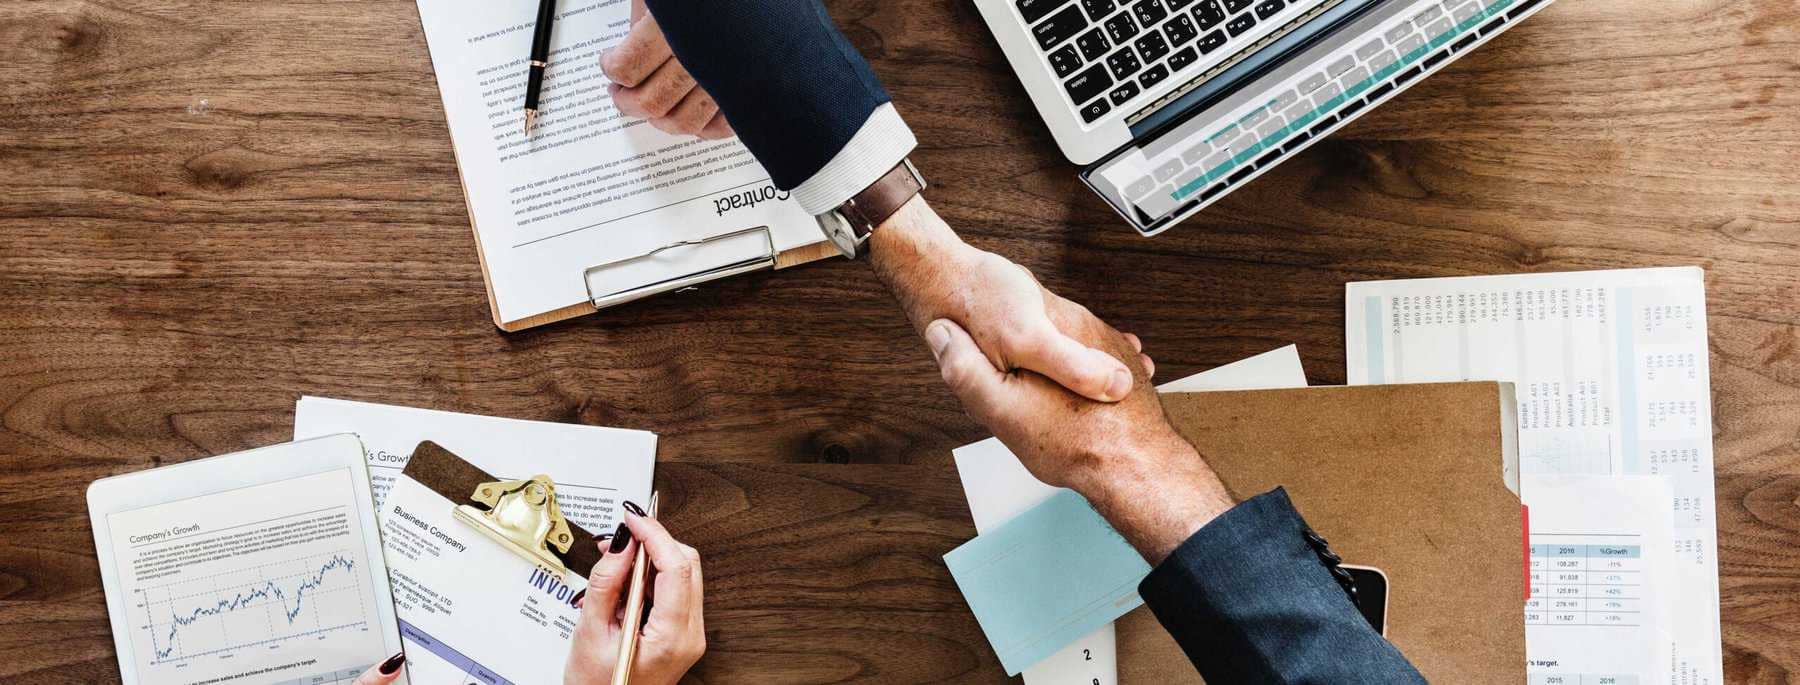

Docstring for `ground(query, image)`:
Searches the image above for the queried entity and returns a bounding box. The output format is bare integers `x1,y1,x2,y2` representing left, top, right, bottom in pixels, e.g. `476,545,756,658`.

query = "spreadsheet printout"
1345,267,1721,685
1523,475,1676,685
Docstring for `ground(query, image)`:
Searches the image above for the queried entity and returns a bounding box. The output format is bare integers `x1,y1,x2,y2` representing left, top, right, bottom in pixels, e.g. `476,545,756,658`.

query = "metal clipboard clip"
582,226,777,310
452,474,575,575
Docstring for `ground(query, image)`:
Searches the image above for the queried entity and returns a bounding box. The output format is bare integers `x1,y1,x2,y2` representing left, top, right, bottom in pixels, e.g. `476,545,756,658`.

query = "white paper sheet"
293,396,656,535
1524,475,1676,685
951,345,1308,683
1346,267,1721,684
415,0,819,324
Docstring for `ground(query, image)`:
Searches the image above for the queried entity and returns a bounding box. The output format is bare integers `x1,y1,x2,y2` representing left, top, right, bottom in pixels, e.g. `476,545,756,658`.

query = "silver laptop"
974,0,1554,235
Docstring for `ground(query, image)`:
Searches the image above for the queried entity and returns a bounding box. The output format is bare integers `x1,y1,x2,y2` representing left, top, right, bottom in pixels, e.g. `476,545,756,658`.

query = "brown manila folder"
1114,382,1525,683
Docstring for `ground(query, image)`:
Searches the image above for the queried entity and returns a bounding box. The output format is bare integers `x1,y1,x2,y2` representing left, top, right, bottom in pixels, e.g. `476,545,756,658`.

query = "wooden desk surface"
2,0,1797,681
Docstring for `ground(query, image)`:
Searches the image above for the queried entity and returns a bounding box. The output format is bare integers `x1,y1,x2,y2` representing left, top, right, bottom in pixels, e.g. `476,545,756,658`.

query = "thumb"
1009,325,1134,402
927,319,1007,408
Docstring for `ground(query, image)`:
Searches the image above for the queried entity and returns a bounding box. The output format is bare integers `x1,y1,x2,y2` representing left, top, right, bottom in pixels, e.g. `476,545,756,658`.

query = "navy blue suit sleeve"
642,0,891,190
1138,488,1426,683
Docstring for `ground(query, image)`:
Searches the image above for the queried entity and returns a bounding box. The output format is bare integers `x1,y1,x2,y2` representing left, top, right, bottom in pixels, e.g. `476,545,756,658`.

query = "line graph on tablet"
137,549,371,664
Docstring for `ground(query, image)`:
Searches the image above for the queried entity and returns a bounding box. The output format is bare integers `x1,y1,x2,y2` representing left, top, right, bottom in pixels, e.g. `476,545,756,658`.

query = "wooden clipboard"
459,172,839,332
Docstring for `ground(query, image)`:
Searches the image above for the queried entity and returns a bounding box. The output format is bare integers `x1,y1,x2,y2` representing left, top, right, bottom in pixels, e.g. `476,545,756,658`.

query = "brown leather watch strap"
838,160,925,234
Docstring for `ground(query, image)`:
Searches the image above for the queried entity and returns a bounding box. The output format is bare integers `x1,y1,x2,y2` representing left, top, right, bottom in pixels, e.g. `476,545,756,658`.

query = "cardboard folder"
1116,382,1524,683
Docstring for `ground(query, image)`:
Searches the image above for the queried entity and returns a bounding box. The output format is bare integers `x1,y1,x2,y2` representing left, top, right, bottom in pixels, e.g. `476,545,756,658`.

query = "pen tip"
524,109,536,137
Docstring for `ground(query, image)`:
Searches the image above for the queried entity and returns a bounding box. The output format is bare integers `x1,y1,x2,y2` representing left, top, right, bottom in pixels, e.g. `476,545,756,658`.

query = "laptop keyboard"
1106,0,1546,223
1027,0,1323,123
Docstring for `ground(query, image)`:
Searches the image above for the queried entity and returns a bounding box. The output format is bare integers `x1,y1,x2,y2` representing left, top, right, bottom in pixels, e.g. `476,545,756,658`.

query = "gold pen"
610,491,658,685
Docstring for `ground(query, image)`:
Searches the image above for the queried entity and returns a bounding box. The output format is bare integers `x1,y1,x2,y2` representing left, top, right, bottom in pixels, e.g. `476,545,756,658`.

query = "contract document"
1346,266,1721,684
415,0,820,327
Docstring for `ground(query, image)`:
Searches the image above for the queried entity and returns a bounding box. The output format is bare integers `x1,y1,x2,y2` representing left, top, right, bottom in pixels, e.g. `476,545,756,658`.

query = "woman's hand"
565,511,706,685
351,652,406,684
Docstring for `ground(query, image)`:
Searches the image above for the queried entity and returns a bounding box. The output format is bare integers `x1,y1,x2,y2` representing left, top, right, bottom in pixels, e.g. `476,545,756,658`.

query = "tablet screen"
103,467,386,685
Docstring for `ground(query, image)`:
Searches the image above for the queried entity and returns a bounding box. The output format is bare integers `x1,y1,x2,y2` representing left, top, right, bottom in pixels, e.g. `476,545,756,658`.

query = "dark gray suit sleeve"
1138,488,1426,683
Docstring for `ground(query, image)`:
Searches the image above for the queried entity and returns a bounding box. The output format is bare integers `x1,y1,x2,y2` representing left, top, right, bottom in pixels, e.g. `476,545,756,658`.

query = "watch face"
817,212,859,259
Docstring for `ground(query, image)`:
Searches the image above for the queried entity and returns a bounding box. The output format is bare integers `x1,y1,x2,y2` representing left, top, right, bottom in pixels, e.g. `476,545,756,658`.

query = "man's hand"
599,0,733,139
871,198,1143,403
925,310,1236,564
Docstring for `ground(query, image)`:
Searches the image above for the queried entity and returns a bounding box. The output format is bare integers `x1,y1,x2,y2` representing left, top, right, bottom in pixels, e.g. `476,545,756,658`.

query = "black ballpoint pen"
523,0,557,136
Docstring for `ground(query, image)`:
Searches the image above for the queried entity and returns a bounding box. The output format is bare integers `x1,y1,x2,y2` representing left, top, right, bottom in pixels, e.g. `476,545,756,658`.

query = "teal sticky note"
944,489,1151,675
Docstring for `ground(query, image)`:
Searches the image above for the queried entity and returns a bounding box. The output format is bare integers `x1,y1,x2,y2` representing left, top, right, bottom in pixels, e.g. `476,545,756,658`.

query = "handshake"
600,0,1234,563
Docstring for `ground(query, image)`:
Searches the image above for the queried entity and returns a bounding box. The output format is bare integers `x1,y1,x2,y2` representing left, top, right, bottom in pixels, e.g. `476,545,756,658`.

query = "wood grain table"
2,0,1797,682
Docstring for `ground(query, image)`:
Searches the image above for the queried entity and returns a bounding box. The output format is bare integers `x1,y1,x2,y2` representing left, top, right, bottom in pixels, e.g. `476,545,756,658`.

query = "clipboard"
401,440,606,577
470,199,840,332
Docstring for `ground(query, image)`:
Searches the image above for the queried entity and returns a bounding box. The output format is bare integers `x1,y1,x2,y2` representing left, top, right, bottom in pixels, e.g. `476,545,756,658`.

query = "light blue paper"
944,489,1151,675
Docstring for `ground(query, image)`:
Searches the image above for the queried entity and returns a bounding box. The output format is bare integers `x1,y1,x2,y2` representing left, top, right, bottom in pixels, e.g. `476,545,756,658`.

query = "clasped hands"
600,0,1227,561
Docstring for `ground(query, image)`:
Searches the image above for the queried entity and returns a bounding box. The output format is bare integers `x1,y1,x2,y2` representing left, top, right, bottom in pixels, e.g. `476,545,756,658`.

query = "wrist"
867,196,982,329
1072,429,1235,565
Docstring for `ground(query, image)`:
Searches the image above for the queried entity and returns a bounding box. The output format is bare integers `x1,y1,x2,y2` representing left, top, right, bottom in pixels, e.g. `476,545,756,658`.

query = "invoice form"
1347,267,1720,684
415,0,818,324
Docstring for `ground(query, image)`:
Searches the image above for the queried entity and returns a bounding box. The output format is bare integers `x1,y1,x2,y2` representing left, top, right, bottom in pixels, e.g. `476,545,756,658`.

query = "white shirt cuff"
789,102,918,216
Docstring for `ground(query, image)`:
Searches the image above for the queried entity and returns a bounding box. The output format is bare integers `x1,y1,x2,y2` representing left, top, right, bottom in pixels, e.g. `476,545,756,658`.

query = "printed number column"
1585,544,1642,626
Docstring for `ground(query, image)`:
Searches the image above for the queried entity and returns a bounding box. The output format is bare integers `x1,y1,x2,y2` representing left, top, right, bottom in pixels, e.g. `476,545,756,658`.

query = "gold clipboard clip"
452,475,574,575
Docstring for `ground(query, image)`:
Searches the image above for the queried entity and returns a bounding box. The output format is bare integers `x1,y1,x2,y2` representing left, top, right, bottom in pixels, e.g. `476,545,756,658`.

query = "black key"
1033,5,1088,50
1076,29,1112,60
1282,130,1311,152
1131,0,1169,27
1192,0,1227,29
1365,82,1394,101
1138,63,1170,88
1339,97,1366,118
1225,12,1256,36
1423,50,1448,69
1199,183,1227,201
1227,167,1255,184
1308,115,1336,137
1047,44,1083,77
1080,0,1117,20
1105,48,1142,79
1108,80,1141,104
1452,34,1477,52
1223,0,1252,12
1254,0,1283,19
1079,97,1112,122
1103,12,1139,43
1166,0,1198,10
1164,14,1199,45
1018,0,1076,24
1134,31,1170,62
1255,149,1281,167
1394,66,1422,85
1166,46,1198,71
1479,17,1505,36
1196,29,1227,53
1508,0,1543,20
1064,63,1114,105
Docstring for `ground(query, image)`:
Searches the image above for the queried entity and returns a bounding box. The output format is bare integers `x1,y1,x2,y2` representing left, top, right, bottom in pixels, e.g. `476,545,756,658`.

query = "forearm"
1073,429,1235,564
867,197,982,333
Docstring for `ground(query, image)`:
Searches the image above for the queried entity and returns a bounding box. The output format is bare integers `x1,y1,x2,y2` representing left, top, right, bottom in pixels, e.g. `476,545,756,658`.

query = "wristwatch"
816,158,926,259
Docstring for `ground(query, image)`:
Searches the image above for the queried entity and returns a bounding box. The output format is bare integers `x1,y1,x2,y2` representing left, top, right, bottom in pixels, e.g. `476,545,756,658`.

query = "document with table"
413,0,824,328
1347,266,1721,684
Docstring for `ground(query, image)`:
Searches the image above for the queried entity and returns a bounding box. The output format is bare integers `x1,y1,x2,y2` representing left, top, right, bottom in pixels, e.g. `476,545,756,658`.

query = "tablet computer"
87,434,408,685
